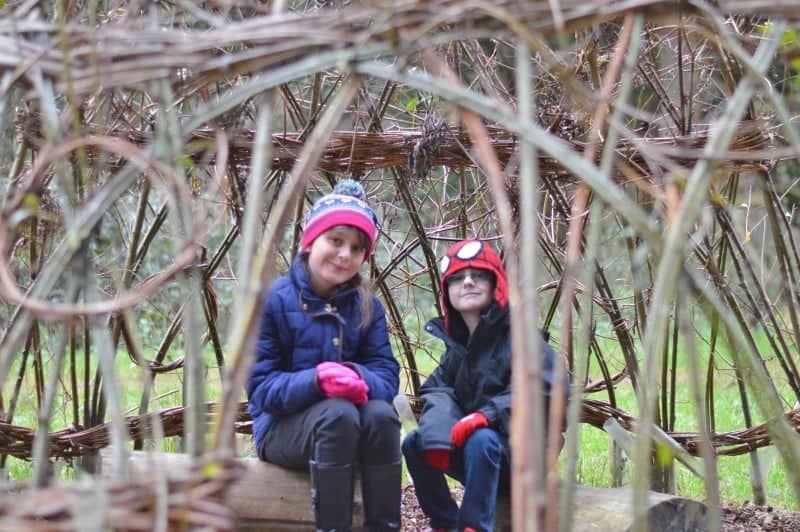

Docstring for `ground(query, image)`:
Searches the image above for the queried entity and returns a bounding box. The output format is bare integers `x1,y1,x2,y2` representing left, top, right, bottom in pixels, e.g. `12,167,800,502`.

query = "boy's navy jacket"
417,303,567,451
247,254,400,455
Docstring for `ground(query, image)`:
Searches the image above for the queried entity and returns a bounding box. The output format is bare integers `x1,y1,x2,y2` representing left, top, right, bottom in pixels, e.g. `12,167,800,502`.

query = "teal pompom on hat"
301,179,378,260
329,179,366,200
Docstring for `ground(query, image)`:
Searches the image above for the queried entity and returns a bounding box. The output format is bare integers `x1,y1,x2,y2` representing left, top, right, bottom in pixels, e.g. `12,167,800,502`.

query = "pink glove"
316,362,369,405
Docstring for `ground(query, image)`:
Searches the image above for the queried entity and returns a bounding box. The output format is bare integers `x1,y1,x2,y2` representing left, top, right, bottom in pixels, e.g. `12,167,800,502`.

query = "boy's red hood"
439,239,508,335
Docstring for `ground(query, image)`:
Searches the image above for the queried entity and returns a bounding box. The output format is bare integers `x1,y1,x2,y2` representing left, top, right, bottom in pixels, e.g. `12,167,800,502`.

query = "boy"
402,239,567,532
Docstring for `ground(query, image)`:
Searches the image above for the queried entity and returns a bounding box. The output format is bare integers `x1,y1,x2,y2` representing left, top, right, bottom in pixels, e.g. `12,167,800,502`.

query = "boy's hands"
425,449,450,471
450,412,489,447
316,362,369,405
423,413,490,471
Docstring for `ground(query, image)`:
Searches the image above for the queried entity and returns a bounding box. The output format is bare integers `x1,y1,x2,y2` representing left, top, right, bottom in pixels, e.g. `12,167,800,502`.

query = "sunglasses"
446,268,493,286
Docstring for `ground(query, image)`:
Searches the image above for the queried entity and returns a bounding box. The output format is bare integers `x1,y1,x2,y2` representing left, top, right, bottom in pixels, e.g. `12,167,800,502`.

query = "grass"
0,343,224,481
570,330,798,509
574,398,796,509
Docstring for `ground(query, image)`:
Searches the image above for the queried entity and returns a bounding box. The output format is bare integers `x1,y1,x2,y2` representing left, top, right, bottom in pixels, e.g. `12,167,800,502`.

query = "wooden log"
100,451,707,531
494,485,708,532
567,485,707,531
99,450,364,531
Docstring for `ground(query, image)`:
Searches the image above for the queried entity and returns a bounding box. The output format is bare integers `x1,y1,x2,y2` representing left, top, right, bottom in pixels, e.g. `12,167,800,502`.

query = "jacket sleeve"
246,292,323,416
416,352,463,450
348,298,399,402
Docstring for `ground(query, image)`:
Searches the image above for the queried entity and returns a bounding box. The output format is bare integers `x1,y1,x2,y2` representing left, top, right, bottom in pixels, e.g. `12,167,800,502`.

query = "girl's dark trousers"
262,398,401,532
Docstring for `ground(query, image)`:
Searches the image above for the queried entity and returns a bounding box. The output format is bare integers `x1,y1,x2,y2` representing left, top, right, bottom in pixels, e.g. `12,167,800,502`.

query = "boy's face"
446,268,494,315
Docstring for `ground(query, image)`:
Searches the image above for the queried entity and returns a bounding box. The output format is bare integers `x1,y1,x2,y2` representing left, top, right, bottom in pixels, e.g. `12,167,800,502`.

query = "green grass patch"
572,330,798,508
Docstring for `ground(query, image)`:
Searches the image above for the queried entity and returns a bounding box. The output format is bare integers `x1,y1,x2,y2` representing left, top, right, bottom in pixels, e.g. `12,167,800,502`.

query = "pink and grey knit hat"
301,179,378,260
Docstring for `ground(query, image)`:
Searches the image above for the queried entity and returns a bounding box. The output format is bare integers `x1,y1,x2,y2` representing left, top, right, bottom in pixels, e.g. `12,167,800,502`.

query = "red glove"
316,362,369,405
450,412,489,447
426,449,450,471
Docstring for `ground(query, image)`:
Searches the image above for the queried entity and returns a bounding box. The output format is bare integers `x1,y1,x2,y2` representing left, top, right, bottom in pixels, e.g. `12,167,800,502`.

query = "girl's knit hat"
439,239,509,334
301,179,379,260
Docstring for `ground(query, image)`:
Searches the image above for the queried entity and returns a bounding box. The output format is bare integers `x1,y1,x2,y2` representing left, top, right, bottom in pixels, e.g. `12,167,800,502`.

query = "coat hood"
439,239,508,335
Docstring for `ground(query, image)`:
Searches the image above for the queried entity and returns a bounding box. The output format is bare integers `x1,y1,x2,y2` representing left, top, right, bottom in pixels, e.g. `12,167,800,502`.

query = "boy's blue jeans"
402,428,510,532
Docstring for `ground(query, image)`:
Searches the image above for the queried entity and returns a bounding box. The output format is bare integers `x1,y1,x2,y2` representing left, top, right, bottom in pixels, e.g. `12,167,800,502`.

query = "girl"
247,179,401,532
402,239,567,532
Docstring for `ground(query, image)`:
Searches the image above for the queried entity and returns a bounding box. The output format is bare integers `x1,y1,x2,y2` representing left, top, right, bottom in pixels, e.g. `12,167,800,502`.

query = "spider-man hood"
439,239,509,335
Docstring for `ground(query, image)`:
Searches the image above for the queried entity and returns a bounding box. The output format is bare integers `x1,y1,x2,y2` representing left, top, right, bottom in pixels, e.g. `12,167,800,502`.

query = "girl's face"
305,225,367,297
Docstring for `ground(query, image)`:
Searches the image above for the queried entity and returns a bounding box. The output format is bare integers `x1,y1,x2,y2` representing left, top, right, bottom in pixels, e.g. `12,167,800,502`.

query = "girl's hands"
316,362,369,405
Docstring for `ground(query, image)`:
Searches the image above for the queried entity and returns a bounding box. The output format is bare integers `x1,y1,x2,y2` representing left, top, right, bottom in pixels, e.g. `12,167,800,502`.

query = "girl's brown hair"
350,229,374,329
351,273,374,329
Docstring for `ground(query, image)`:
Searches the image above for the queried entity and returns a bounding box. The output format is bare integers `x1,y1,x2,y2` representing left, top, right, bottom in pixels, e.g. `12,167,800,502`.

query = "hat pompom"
333,178,366,201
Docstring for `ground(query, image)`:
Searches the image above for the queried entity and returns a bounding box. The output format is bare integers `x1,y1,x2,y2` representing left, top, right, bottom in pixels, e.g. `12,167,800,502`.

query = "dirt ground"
720,502,800,531
400,485,800,531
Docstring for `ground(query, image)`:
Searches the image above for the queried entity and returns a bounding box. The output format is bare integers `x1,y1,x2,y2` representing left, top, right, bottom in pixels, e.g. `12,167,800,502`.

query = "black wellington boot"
309,460,354,532
361,461,402,531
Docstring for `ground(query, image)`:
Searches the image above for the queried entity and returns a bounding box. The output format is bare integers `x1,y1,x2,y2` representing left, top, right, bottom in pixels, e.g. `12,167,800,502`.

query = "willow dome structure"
2,0,800,529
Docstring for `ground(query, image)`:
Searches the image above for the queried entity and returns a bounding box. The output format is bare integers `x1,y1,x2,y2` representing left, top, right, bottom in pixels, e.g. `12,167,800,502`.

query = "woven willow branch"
16,112,777,180
1,1,798,98
0,399,792,461
0,457,242,531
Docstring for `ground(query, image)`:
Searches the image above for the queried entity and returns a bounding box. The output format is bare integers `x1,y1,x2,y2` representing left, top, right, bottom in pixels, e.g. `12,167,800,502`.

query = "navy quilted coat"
247,254,400,456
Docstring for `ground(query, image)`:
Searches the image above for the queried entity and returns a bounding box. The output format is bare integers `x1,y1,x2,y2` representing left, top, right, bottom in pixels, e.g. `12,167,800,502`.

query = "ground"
720,502,800,531
400,486,800,531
